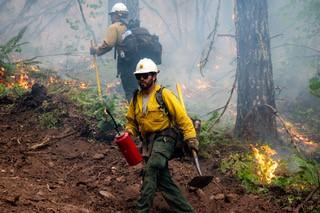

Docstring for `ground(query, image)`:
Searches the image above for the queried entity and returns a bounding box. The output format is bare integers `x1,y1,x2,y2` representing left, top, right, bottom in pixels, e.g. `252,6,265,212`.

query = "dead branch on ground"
30,129,77,150
294,185,320,213
263,104,302,154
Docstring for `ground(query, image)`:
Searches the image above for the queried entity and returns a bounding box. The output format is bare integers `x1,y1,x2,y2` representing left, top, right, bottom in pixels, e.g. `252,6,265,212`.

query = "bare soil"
0,86,293,212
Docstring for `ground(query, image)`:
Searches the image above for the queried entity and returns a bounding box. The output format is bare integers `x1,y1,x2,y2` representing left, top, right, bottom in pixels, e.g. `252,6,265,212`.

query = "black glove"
90,47,97,55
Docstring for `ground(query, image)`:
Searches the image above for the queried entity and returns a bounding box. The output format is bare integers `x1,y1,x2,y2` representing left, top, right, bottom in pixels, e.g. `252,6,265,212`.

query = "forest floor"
0,85,318,213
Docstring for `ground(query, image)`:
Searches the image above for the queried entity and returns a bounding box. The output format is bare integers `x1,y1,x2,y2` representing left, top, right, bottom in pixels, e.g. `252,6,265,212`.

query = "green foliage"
291,105,320,134
0,26,28,76
66,87,127,131
0,84,6,96
87,2,102,10
309,77,320,97
29,68,57,84
199,111,219,146
220,152,262,192
198,111,233,157
273,166,318,191
65,18,80,31
276,156,320,190
220,150,320,194
38,110,60,129
0,83,28,98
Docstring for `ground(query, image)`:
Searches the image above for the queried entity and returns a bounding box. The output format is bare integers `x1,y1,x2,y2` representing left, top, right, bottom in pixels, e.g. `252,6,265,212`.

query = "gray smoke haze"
0,0,318,123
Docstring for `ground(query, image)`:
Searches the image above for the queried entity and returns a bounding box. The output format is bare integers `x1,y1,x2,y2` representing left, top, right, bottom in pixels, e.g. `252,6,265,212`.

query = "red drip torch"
104,108,142,166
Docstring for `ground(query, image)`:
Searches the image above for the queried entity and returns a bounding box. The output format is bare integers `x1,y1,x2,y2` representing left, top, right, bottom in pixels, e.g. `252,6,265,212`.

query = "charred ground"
0,84,318,213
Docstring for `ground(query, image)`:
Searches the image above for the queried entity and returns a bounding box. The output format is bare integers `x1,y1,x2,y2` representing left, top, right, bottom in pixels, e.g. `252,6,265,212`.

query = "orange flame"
16,73,32,89
281,120,320,154
79,82,88,89
48,76,59,84
30,65,40,72
195,79,213,91
0,67,5,84
106,79,121,94
251,145,278,184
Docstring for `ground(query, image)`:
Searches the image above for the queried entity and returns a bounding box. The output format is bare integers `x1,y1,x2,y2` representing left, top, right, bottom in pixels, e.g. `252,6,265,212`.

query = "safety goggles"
135,73,152,80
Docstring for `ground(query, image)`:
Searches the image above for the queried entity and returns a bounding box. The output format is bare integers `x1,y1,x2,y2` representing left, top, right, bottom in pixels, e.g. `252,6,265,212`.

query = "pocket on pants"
152,136,175,159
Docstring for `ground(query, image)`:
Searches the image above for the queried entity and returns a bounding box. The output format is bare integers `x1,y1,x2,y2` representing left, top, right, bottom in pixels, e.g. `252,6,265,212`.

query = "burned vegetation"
1,1,320,213
0,50,319,212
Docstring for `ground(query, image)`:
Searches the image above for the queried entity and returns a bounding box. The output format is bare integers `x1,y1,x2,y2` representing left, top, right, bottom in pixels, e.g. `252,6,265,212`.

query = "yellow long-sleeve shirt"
125,84,196,141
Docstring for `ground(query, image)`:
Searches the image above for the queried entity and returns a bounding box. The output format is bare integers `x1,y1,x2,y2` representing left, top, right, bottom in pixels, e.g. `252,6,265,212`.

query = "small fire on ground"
1,63,39,89
251,145,279,185
180,79,213,98
280,119,320,155
1,64,89,91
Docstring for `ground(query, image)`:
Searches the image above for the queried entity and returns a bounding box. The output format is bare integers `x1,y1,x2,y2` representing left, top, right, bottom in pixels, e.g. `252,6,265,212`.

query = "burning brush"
251,145,279,185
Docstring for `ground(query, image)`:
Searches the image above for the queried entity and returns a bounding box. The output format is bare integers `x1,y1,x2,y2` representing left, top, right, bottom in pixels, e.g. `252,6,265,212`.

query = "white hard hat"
134,58,159,75
110,3,128,14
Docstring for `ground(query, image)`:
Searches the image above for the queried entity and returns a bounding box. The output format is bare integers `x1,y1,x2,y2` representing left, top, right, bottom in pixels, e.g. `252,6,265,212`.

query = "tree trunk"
234,0,278,142
123,0,139,20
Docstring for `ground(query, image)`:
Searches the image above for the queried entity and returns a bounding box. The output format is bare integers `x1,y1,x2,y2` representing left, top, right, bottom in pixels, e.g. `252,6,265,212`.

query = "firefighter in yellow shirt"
90,3,138,101
126,58,198,213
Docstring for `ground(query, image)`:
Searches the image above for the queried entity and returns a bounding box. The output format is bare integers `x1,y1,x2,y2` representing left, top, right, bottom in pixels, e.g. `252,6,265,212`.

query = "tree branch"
141,0,178,43
199,0,222,76
294,185,320,212
33,0,74,37
272,43,320,53
208,72,237,131
0,0,37,35
76,0,97,44
0,0,10,12
270,33,283,39
171,0,182,41
217,33,235,38
263,104,302,154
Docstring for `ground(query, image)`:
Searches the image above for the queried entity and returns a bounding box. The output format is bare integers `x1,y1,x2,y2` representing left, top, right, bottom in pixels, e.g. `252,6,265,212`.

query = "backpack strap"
155,86,173,121
131,89,140,137
132,89,139,109
155,86,186,159
114,46,117,60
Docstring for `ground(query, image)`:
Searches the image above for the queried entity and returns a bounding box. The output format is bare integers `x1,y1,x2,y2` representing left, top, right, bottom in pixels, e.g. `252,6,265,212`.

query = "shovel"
188,150,213,189
175,83,213,188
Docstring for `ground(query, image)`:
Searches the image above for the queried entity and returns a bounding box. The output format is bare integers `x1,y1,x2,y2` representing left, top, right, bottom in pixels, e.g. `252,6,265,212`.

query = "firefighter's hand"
186,138,199,152
90,47,97,55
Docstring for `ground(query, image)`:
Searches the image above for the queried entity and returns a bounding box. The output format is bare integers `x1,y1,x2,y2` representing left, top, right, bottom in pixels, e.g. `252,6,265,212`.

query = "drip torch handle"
104,108,121,135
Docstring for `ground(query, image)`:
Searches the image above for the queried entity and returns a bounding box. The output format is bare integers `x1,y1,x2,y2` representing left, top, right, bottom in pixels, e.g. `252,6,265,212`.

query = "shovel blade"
188,176,213,189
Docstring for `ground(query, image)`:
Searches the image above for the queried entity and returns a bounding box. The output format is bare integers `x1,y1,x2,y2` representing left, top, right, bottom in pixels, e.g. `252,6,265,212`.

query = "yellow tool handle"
176,83,186,111
91,40,102,99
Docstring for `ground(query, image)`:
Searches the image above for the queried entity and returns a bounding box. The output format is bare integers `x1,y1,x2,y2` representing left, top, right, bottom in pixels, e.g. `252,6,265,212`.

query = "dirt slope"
0,89,283,213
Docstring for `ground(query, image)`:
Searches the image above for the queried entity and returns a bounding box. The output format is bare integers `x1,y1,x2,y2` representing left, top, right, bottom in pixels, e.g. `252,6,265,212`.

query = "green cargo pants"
137,136,194,213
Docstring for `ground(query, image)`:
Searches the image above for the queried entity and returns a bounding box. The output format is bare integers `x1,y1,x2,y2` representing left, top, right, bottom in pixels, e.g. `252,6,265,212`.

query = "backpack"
132,86,196,158
117,20,162,65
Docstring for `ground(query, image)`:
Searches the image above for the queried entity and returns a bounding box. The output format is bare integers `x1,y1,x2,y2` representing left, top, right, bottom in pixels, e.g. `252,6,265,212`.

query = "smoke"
1,0,319,124
139,0,237,119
